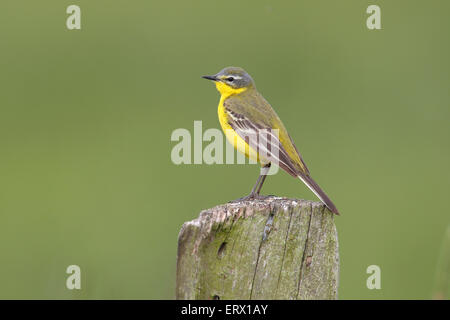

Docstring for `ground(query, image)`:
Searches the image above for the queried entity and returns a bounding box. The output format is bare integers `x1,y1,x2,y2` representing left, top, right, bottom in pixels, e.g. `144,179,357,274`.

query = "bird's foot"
228,193,277,203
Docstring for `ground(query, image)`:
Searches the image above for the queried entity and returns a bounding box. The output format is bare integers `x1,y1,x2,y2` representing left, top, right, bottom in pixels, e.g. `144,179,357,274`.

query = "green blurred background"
1,0,449,299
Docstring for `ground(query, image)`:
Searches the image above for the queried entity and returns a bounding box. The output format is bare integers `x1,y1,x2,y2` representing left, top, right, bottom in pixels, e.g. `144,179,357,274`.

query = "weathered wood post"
176,197,339,300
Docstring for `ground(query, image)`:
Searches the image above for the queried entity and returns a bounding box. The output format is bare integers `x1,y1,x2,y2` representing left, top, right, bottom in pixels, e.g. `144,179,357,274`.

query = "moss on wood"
176,197,339,300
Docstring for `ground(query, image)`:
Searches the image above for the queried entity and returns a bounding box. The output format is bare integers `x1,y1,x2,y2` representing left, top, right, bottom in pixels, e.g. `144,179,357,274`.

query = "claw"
228,194,277,203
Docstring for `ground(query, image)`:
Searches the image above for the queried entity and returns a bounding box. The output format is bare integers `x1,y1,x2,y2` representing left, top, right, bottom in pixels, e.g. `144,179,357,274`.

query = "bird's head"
202,67,255,96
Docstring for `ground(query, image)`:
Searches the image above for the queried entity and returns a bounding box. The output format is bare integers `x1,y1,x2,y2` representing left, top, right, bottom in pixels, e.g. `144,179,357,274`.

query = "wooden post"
176,197,339,300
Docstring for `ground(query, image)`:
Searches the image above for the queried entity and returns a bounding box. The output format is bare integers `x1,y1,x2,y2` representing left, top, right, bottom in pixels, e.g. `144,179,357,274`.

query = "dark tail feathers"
297,173,340,215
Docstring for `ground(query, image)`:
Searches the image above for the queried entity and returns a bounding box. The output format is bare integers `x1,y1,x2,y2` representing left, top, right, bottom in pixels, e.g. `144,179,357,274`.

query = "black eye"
227,77,234,82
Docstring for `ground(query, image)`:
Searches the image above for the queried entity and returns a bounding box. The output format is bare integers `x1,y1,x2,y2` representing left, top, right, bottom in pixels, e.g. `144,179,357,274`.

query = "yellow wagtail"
202,67,339,214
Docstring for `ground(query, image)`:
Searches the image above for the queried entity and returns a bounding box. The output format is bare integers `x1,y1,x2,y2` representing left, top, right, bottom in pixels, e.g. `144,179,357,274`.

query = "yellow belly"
218,97,262,164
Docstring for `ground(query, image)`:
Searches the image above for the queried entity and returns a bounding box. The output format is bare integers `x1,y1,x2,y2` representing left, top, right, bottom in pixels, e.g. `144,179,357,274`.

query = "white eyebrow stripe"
227,75,242,80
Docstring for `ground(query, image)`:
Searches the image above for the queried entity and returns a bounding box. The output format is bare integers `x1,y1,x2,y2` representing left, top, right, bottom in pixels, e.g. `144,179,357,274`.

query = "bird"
202,67,339,214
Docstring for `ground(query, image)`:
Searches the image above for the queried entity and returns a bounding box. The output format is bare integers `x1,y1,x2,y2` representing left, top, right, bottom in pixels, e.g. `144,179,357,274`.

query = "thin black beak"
202,75,218,81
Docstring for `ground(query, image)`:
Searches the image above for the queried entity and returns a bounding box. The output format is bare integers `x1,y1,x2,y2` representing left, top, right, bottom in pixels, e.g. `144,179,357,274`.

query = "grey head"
202,66,255,89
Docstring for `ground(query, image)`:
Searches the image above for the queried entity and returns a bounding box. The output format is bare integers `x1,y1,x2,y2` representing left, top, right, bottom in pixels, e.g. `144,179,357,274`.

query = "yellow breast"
216,85,262,164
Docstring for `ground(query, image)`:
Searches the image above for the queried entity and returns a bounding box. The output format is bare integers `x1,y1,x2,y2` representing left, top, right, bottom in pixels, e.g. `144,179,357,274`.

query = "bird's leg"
256,163,271,194
249,173,263,197
255,163,274,199
256,174,267,195
235,173,263,201
229,164,272,203
228,172,263,203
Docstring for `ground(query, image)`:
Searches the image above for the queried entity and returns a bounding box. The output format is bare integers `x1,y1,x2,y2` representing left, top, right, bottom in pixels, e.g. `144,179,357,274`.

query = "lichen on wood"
176,197,339,300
